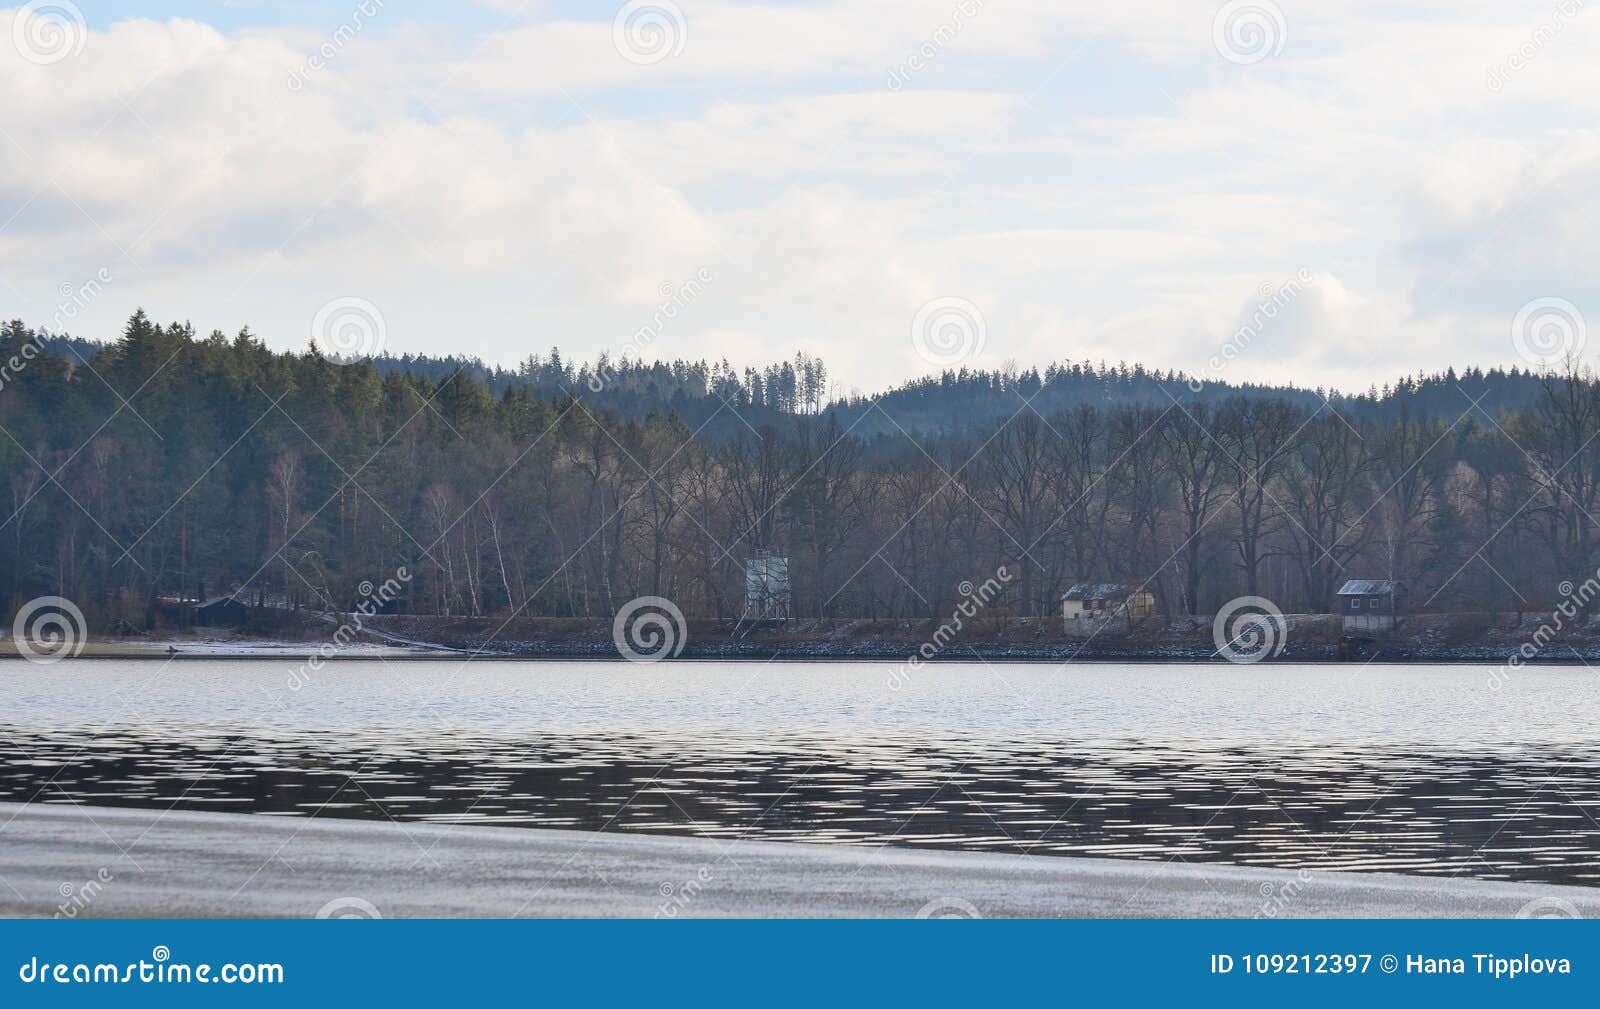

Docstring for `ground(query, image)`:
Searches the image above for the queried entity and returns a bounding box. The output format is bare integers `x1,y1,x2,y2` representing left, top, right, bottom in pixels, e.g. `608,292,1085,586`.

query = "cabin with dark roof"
1336,579,1401,634
1061,582,1154,622
195,593,249,627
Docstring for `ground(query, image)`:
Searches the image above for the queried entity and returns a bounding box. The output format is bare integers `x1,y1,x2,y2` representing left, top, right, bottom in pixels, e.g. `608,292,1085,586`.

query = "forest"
0,311,1592,630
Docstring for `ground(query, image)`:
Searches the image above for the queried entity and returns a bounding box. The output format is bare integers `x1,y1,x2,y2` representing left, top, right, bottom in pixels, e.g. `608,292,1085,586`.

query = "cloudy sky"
1,1,1596,394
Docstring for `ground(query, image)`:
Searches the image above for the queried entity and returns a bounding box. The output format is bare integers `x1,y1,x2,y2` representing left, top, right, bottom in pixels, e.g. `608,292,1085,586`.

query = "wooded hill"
0,311,1582,636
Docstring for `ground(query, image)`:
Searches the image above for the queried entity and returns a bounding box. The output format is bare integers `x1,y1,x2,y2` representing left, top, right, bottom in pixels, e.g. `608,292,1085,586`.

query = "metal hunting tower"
744,550,792,620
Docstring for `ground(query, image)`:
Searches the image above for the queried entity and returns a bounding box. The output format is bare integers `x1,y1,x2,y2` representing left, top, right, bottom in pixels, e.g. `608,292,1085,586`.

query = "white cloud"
1,3,1597,393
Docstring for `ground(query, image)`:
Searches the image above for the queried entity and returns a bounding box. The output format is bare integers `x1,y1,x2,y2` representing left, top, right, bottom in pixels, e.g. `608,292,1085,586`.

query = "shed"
1062,582,1154,622
1336,579,1402,634
195,593,249,627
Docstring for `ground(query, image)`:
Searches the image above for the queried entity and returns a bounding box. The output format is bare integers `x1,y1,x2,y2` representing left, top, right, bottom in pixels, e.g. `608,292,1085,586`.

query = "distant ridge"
28,326,1547,439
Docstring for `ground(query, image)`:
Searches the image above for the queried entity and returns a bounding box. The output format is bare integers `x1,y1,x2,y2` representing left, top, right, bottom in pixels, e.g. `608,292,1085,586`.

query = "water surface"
3,659,1597,884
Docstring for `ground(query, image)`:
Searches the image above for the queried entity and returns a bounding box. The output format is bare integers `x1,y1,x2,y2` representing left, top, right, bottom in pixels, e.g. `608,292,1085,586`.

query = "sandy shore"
2,803,1596,919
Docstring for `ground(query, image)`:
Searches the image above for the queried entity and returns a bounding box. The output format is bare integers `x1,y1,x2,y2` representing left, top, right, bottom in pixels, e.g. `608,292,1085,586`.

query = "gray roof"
198,593,247,608
1062,582,1141,601
1337,579,1399,596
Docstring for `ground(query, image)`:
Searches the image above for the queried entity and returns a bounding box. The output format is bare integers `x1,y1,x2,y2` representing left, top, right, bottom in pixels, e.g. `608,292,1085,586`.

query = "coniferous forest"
0,310,1591,630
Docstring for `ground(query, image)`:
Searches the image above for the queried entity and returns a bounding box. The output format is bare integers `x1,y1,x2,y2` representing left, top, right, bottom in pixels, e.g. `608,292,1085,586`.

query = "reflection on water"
3,659,1599,885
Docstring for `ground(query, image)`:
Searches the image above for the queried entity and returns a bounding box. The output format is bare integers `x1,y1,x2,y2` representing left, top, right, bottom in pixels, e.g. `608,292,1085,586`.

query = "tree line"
0,311,1590,631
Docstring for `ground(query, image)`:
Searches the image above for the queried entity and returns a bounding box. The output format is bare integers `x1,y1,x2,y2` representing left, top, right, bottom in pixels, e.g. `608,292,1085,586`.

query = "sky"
1,1,1597,395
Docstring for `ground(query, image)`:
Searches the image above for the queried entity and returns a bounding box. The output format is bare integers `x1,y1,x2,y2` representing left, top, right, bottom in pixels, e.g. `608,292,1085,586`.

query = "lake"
3,659,1598,885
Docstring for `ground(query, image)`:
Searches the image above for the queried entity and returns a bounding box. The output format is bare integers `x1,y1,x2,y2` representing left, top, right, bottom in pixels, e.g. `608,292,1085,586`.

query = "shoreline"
0,648,1570,665
0,640,1568,664
0,650,1573,664
5,611,1582,664
4,802,1596,919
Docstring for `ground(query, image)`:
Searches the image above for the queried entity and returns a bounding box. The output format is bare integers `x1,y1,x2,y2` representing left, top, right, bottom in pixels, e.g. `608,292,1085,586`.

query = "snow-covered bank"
3,803,1596,919
8,609,1596,662
0,638,452,660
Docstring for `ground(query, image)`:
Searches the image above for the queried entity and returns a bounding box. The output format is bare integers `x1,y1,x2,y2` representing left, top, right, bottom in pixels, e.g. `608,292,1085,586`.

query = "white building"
1061,582,1154,622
